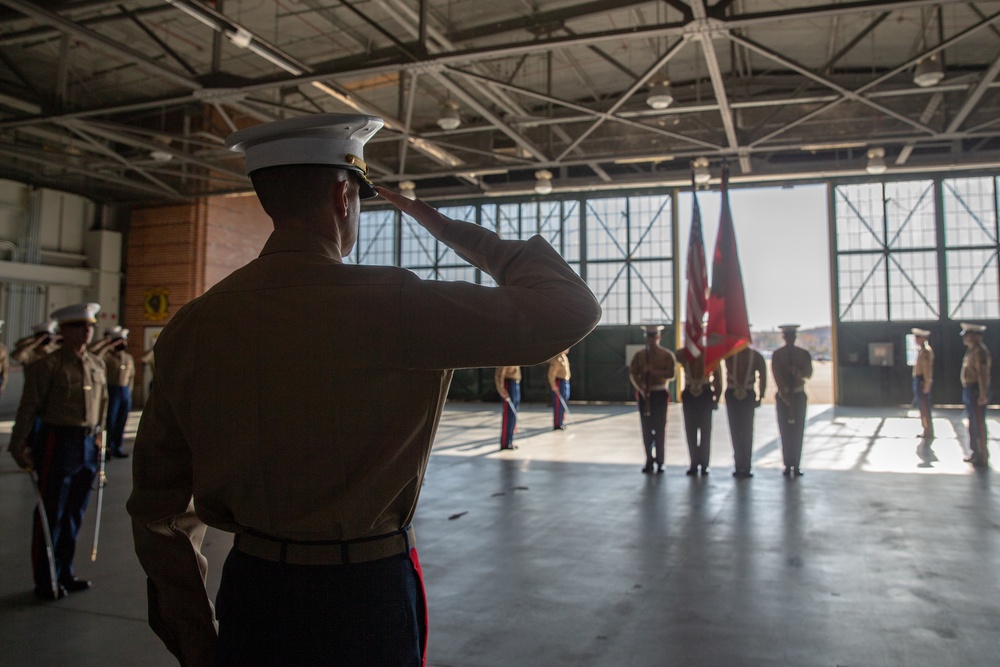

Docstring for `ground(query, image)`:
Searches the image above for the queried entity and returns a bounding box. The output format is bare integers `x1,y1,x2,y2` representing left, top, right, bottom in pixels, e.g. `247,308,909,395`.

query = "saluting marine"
8,303,108,600
547,350,571,430
911,328,934,439
678,349,721,476
495,365,522,449
771,324,813,477
127,113,601,666
960,323,991,467
629,325,676,474
100,327,135,460
724,346,767,478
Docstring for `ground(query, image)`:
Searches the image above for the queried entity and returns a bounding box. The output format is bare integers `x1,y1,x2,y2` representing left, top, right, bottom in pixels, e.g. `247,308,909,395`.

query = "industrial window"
834,180,939,321
350,209,396,266
360,191,674,327
942,177,1000,320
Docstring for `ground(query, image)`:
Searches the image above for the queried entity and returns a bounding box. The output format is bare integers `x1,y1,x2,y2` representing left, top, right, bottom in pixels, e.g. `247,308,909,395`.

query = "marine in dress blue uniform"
496,366,522,449
8,303,108,600
101,327,135,459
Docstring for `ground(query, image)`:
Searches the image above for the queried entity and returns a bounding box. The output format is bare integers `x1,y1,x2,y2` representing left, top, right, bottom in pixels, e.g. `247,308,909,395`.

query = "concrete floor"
1,401,998,666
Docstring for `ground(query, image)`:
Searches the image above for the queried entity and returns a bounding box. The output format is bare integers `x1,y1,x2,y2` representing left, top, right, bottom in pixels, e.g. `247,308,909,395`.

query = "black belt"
234,525,415,566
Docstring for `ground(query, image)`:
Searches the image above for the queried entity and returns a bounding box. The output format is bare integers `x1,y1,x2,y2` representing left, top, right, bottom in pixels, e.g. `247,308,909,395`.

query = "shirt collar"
259,228,344,263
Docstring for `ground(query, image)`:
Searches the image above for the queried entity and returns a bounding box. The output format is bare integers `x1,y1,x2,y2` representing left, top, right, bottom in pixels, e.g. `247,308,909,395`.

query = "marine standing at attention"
629,325,676,474
495,365,522,449
8,303,108,600
911,328,934,439
959,323,991,467
677,349,722,476
771,324,813,477
724,346,767,478
127,113,601,667
547,350,571,430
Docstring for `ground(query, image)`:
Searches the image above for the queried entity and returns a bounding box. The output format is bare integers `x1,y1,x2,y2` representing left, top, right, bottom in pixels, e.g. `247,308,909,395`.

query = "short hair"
250,165,351,223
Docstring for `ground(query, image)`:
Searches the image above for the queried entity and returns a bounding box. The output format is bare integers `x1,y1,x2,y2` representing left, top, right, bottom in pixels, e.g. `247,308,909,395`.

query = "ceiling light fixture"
692,157,711,184
913,54,944,88
866,147,888,175
646,80,674,110
399,181,416,200
534,170,553,195
437,99,461,131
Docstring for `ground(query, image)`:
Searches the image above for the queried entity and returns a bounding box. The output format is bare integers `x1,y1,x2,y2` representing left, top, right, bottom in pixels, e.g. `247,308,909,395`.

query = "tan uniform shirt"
913,343,933,383
629,345,676,392
127,221,601,665
102,349,136,390
9,347,108,458
961,342,991,393
678,351,722,399
724,347,767,399
547,353,571,390
771,344,813,398
495,365,522,394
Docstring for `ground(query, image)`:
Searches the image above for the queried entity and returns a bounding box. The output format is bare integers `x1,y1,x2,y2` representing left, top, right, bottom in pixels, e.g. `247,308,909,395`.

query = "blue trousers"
31,425,98,589
500,379,520,448
637,390,669,467
963,385,989,463
106,385,132,455
215,547,427,667
776,392,808,469
552,378,570,428
726,389,757,473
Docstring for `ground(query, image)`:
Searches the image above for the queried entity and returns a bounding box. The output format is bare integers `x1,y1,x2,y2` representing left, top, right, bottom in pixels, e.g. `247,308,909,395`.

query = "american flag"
685,192,708,357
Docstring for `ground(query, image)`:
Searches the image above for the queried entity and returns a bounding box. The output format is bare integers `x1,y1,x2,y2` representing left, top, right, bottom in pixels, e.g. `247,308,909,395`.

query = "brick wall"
124,193,271,403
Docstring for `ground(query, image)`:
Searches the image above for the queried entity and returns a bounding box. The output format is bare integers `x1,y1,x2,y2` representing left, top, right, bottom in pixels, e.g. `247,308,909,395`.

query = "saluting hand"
376,186,450,238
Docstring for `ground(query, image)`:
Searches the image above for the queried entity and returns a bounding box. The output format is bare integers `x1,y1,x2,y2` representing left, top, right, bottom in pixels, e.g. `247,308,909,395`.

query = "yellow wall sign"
143,288,170,321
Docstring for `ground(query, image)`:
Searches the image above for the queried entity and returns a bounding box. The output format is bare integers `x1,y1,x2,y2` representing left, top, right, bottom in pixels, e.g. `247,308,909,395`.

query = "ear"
331,177,350,219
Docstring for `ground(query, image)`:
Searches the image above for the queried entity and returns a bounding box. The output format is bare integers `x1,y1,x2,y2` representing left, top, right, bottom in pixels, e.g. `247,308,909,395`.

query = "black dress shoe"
34,584,68,600
60,577,92,593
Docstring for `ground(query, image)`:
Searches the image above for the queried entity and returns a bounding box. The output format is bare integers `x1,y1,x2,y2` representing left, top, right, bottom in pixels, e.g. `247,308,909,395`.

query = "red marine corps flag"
703,166,751,372
684,190,708,358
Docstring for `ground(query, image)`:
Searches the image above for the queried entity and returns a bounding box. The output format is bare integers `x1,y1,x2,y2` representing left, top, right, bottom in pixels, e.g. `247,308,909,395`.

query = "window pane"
943,177,998,247
886,181,935,250
356,209,396,266
587,262,629,325
888,251,938,320
947,248,1000,319
629,195,673,259
630,260,673,325
587,197,629,261
839,253,887,321
835,183,884,252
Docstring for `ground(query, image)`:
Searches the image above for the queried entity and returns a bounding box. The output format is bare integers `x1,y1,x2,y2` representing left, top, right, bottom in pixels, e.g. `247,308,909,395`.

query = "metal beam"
0,0,202,90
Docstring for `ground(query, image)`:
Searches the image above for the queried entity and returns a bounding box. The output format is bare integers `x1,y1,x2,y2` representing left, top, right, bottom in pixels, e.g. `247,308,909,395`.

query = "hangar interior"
1,3,1000,667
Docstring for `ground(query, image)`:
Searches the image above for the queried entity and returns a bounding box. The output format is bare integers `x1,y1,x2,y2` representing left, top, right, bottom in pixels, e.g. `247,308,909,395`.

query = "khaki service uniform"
128,221,601,665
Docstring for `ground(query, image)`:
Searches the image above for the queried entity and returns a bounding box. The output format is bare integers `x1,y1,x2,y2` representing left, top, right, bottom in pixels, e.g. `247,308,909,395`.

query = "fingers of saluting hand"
374,186,449,236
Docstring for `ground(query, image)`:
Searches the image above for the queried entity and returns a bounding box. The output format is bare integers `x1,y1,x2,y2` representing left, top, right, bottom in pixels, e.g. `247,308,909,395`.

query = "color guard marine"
629,325,676,474
771,324,813,477
724,346,767,478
